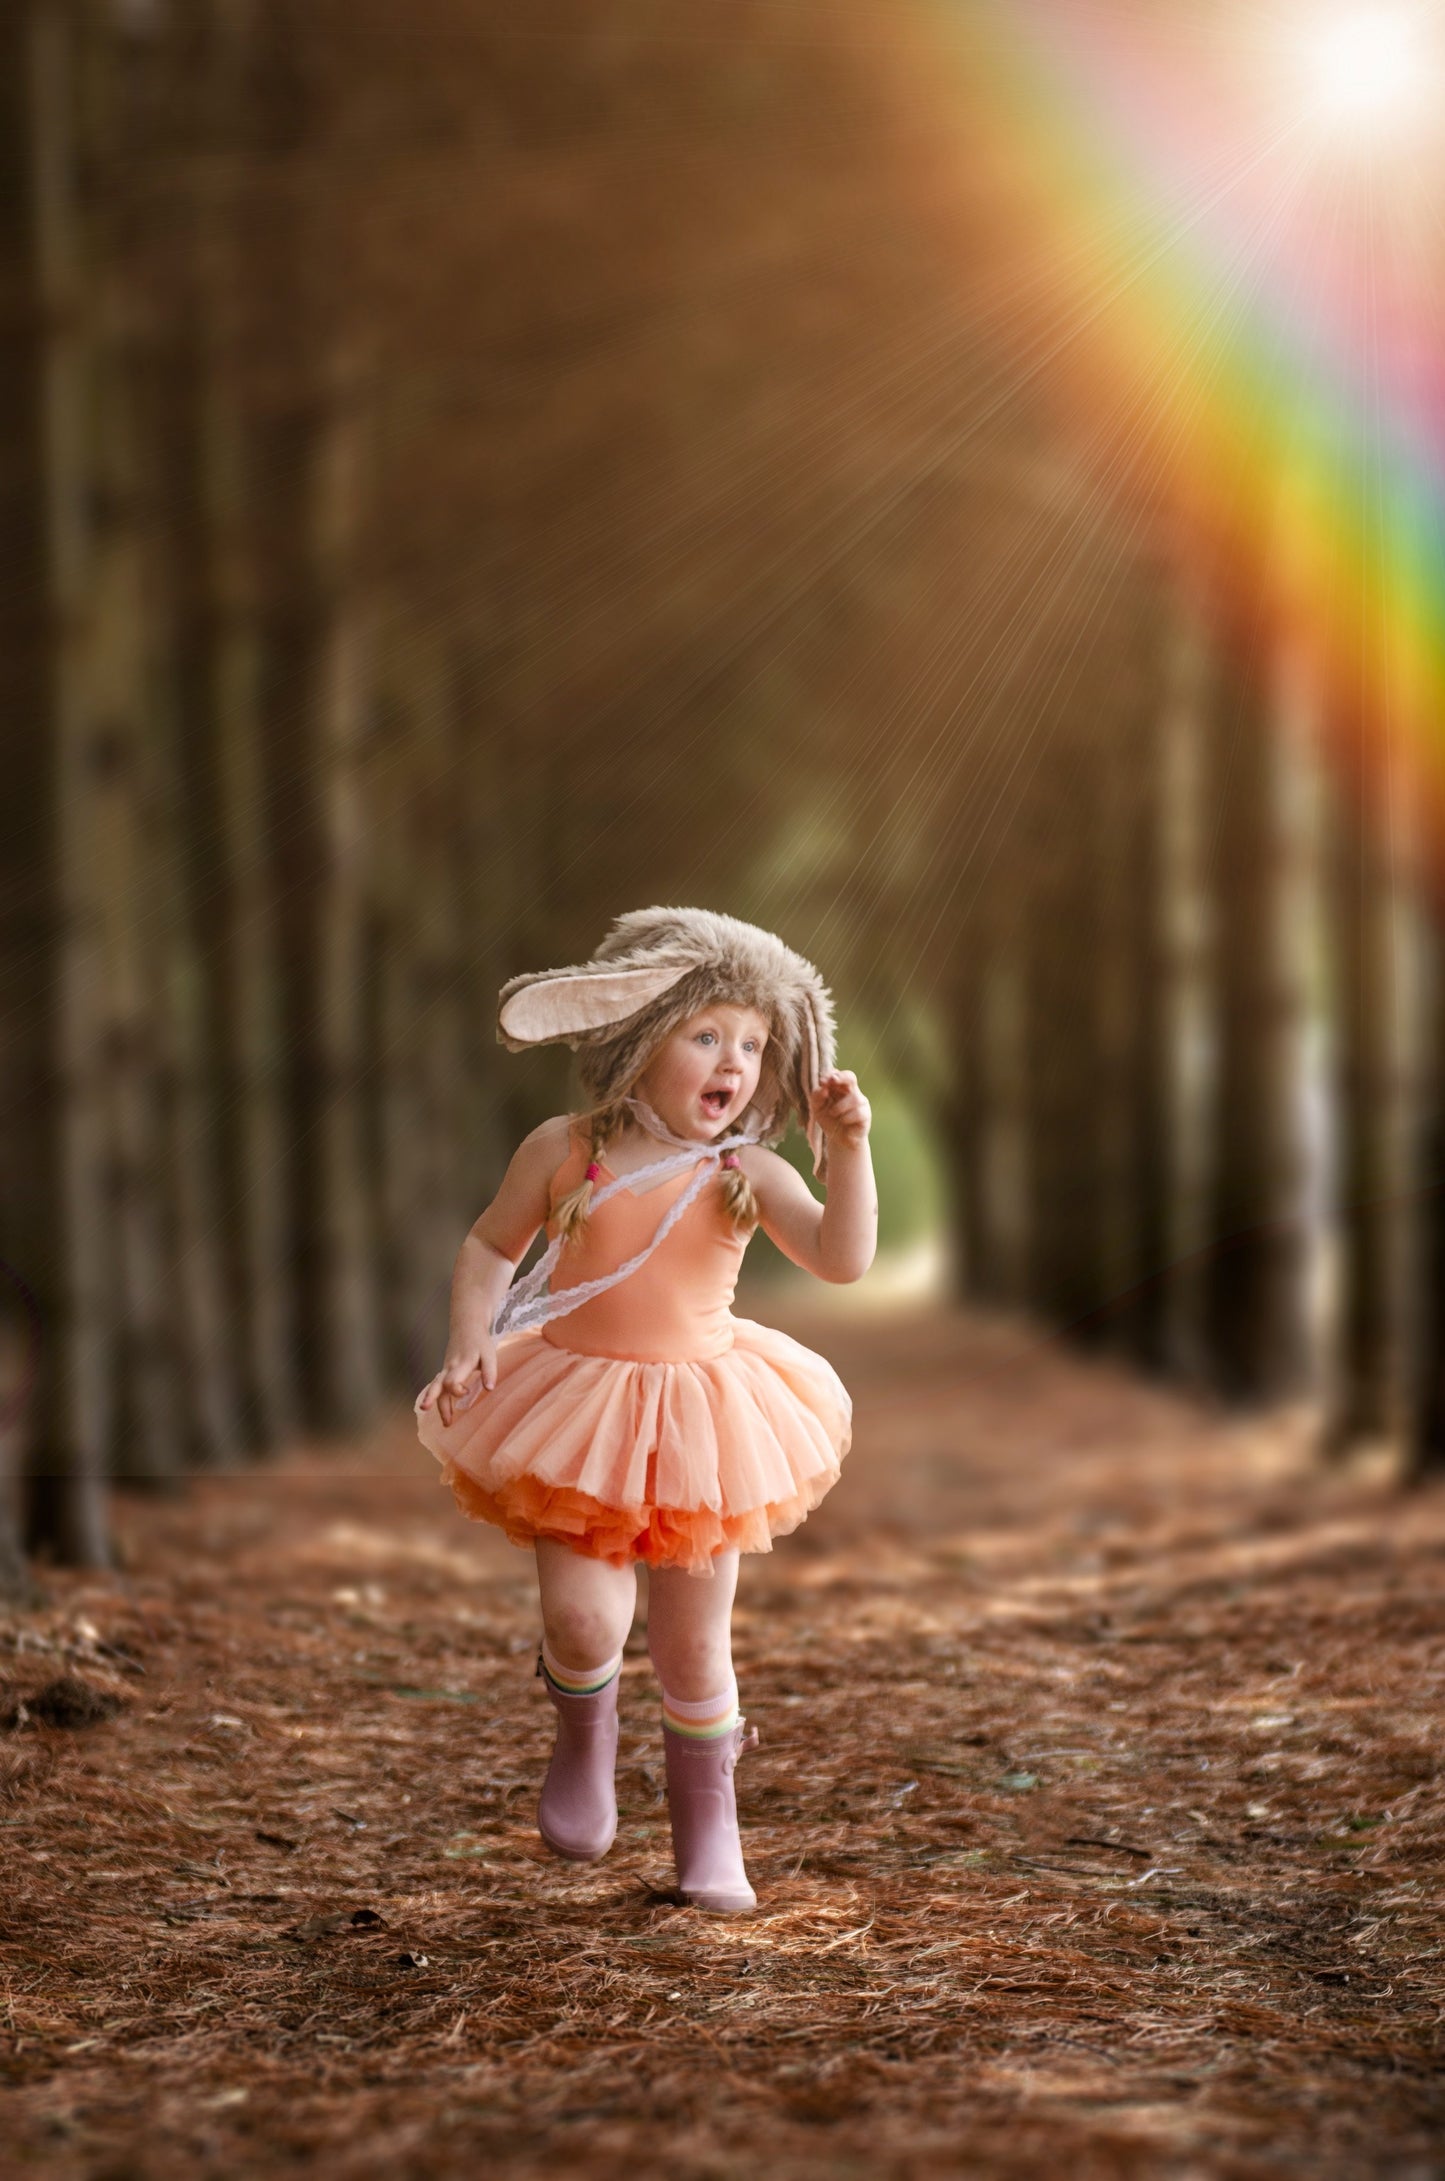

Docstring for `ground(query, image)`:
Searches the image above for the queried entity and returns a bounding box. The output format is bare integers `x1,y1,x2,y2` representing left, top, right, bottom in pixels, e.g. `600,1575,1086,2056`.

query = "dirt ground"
3,1301,1443,2179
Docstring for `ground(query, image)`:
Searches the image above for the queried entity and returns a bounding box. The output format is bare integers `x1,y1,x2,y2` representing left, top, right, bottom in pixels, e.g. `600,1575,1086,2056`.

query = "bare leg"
534,1538,637,1671
648,1552,756,1912
645,1550,740,1700
531,1541,636,1863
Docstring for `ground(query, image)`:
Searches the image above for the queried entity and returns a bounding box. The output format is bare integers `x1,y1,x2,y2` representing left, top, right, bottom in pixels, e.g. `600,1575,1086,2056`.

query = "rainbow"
928,0,1445,873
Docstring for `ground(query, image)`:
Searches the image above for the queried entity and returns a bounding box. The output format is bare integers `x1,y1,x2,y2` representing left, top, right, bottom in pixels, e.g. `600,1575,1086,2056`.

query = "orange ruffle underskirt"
414,1316,851,1576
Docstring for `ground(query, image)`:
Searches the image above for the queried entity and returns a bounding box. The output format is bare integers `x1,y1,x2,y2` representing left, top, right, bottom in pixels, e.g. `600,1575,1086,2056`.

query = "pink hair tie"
584,1161,602,1183
720,1151,741,1171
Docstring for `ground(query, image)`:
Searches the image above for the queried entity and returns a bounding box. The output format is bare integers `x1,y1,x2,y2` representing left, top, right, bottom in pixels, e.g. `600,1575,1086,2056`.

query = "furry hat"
498,906,838,1178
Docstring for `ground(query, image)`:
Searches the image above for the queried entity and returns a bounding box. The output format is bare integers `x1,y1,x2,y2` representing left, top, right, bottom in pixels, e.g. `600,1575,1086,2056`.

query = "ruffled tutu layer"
414,1317,851,1574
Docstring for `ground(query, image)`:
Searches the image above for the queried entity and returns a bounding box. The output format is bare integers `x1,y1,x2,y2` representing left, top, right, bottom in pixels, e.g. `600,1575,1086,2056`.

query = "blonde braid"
552,1100,629,1244
718,1153,760,1235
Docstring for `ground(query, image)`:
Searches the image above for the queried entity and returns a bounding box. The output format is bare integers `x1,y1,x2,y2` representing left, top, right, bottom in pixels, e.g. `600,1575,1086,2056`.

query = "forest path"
3,1304,1443,2179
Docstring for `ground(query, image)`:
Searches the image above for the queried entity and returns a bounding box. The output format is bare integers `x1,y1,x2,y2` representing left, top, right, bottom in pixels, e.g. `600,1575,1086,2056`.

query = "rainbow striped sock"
660,1678,740,1740
539,1641,623,1697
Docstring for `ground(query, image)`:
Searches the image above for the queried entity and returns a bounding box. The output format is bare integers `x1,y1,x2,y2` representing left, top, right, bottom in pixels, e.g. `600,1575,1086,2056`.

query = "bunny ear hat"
498,906,838,1179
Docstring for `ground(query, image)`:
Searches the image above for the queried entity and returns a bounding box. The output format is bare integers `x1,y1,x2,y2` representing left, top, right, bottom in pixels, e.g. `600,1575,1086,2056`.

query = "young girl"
414,906,876,1914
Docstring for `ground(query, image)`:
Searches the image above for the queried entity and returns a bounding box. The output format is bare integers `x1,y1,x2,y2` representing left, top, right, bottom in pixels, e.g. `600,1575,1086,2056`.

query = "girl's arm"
416,1113,573,1424
742,1071,877,1283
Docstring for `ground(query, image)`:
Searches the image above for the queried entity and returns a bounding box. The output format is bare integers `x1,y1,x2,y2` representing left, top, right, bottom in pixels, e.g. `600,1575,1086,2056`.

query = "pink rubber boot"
662,1718,761,1914
536,1655,621,1862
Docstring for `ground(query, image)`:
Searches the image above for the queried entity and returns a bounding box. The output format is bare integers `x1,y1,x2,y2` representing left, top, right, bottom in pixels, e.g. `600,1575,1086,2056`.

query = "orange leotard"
415,1120,851,1572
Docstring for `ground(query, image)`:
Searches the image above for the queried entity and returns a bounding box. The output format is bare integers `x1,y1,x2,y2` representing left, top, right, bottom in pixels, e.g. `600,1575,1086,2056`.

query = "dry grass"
2,1303,1442,2178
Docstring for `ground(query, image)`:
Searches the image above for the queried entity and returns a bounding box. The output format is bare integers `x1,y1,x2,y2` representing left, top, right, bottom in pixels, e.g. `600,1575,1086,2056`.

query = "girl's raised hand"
808,1069,871,1148
415,1337,499,1428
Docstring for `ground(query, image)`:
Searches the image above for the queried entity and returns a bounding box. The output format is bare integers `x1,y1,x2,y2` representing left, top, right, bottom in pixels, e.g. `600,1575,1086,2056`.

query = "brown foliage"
1,1301,1441,2175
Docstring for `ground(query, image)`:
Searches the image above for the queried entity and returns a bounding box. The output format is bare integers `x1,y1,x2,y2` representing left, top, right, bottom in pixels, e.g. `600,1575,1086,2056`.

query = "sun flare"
1309,9,1420,124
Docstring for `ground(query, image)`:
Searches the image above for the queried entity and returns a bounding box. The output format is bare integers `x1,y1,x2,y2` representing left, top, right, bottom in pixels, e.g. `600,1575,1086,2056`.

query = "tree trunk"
971,897,1032,1311
1403,910,1445,1477
939,922,987,1307
159,0,294,1460
1319,721,1426,1460
367,708,417,1388
1108,565,1174,1375
1153,567,1218,1389
371,623,463,1393
1204,585,1320,1405
1084,582,1161,1361
85,15,187,1491
0,2,52,1591
264,341,383,1433
452,637,514,1219
1388,490,1445,1480
1025,706,1097,1335
14,0,114,1567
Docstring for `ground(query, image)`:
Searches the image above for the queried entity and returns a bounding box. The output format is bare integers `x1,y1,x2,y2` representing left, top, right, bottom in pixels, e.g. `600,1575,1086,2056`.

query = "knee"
542,1602,625,1671
647,1621,733,1700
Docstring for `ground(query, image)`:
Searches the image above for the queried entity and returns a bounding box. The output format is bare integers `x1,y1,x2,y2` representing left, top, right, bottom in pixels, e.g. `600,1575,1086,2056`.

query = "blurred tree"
86,4,191,1491
1204,570,1320,1404
7,0,116,1571
1101,563,1171,1373
1153,565,1216,1389
160,0,295,1459
1320,706,1424,1459
1405,923,1445,1477
252,2,381,1431
369,625,470,1387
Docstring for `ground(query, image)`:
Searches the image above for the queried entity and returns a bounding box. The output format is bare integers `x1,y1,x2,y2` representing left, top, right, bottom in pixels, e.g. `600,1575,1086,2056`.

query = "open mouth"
701,1088,733,1116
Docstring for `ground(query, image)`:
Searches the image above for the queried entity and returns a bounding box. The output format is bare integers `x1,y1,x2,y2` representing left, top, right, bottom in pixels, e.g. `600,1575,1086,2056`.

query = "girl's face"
634,1004,771,1141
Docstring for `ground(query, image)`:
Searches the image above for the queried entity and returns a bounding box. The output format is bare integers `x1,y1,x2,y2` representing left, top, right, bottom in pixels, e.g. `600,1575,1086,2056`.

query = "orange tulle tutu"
415,1124,852,1574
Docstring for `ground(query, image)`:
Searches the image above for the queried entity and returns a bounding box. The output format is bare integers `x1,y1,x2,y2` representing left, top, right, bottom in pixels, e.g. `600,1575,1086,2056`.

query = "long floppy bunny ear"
498,958,689,1048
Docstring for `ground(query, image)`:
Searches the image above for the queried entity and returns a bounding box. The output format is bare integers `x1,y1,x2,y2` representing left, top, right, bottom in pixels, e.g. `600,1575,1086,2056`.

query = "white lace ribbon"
488,1100,762,1342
